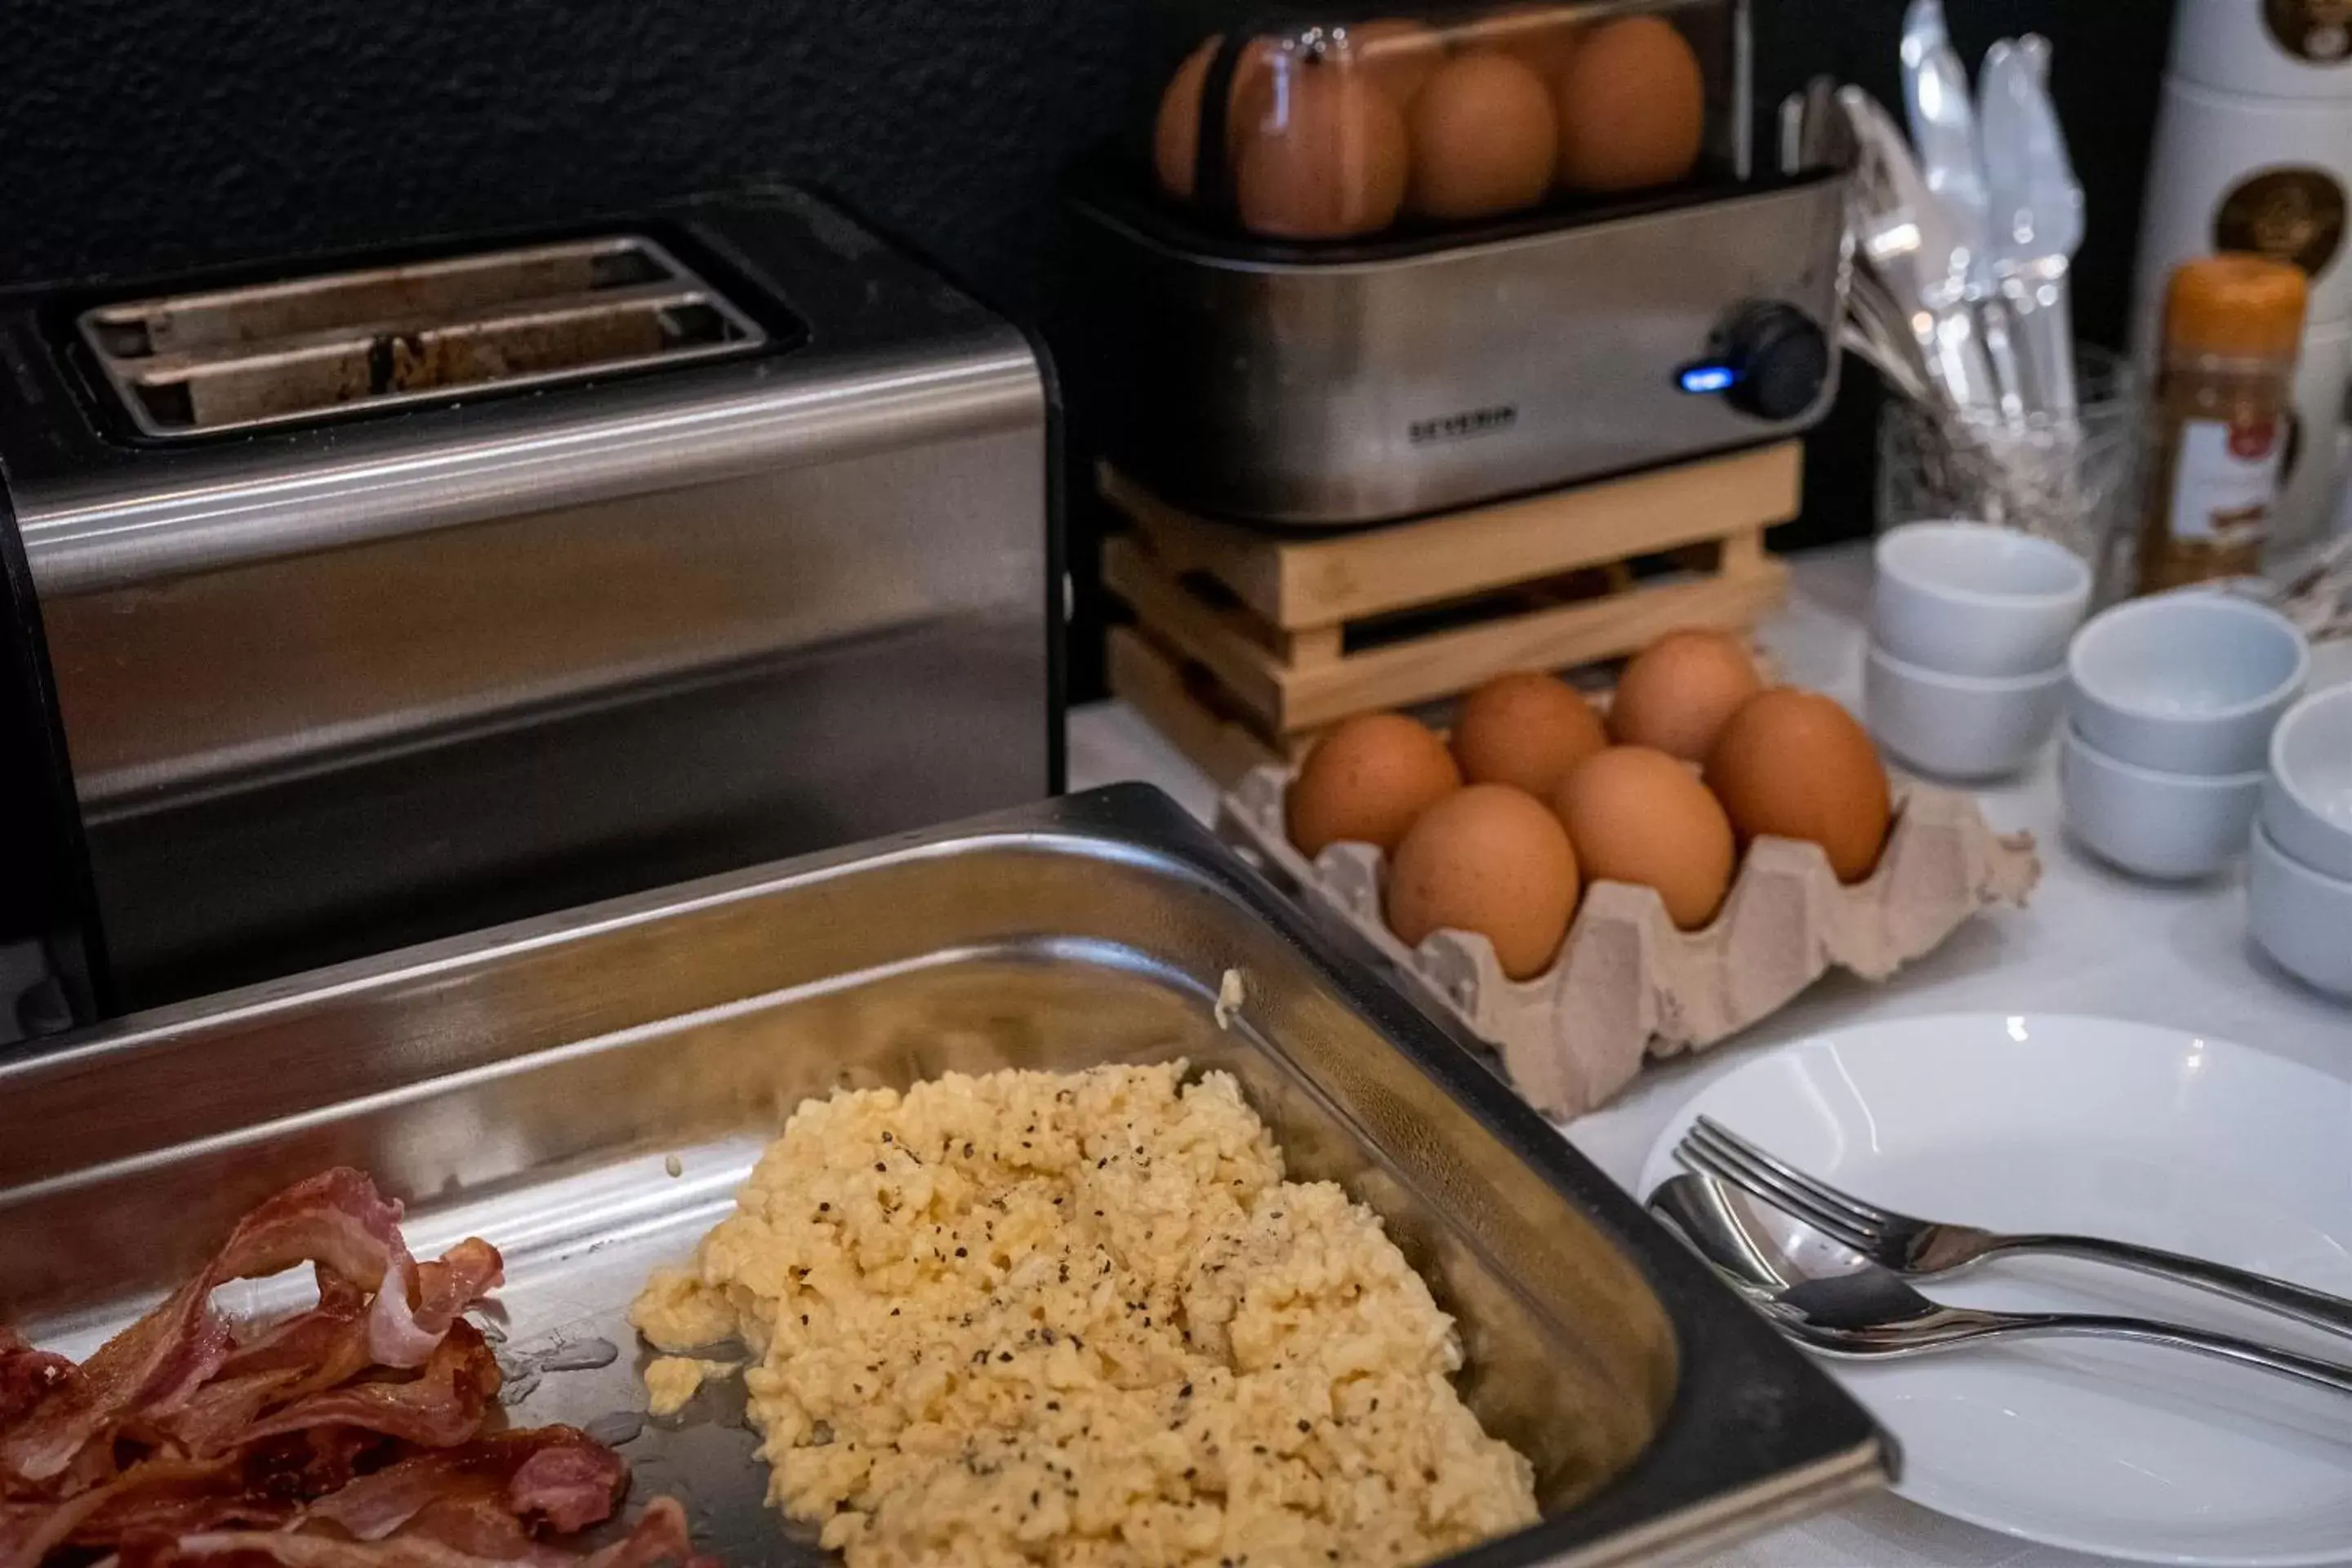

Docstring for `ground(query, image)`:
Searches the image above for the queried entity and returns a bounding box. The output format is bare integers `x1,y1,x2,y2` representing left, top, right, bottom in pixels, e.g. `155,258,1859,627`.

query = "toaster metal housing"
0,188,1057,1013
1069,171,1848,526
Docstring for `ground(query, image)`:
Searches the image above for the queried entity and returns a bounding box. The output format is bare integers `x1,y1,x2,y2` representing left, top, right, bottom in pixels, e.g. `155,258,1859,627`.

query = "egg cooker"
1068,0,1849,527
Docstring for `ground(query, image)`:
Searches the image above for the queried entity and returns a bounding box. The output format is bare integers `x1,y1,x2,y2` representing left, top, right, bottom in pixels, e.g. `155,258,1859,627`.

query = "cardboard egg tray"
1217,765,2041,1119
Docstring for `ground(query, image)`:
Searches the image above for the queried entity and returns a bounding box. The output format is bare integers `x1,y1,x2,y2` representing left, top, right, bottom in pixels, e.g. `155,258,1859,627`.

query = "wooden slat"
1281,560,1790,729
1102,537,1286,724
1101,443,1802,629
1282,626,1344,666
1107,626,1284,787
1097,468,1290,618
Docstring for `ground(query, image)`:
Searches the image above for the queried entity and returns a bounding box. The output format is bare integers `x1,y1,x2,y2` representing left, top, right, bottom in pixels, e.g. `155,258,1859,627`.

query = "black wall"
1,0,2175,697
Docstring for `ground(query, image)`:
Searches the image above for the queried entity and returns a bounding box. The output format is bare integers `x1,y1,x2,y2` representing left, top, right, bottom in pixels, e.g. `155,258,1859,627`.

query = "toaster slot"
75,237,768,438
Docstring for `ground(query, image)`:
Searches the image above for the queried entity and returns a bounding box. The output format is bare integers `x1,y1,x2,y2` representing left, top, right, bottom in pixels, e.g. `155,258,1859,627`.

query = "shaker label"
2213,168,2349,278
2169,416,2283,544
2265,0,2352,62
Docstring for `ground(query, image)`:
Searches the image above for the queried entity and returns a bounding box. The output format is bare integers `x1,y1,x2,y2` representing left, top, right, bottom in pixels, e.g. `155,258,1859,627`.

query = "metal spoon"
1648,1174,2352,1396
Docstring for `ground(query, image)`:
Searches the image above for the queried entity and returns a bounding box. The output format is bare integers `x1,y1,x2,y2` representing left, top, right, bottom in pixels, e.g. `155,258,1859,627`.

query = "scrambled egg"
630,1062,1537,1568
643,1355,740,1417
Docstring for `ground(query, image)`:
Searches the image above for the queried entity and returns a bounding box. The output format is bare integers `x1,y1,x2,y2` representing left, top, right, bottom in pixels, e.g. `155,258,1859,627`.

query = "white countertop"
1068,541,2352,1568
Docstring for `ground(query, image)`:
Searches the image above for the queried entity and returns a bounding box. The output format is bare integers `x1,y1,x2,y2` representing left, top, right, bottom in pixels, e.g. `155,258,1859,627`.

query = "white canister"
2172,0,2352,99
2274,315,2352,557
2133,76,2352,353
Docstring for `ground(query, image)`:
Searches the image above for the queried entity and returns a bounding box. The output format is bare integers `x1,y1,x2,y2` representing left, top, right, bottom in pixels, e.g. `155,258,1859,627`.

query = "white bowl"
2060,725,2264,881
2263,683,2352,880
2067,595,2310,776
1873,521,2092,678
2249,823,2352,998
1866,644,2067,782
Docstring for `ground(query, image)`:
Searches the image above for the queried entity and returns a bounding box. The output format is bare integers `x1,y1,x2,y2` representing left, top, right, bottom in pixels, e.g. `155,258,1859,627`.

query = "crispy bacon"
0,1172,485,1487
234,1324,497,1453
116,1499,710,1568
0,1336,72,1435
0,1170,710,1568
304,1433,623,1544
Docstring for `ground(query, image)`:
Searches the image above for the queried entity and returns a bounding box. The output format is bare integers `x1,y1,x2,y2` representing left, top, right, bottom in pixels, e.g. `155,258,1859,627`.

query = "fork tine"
1691,1116,1897,1227
1676,1131,1884,1254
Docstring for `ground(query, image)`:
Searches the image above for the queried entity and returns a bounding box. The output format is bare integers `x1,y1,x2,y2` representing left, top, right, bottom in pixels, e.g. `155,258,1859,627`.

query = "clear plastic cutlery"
1980,35,2084,421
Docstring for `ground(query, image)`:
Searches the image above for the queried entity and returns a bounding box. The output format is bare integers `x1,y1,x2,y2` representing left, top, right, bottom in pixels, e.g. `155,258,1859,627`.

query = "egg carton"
1216,765,2041,1119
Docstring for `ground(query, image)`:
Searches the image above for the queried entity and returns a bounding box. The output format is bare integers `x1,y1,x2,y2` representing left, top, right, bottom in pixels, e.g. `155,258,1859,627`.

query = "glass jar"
2137,255,2310,594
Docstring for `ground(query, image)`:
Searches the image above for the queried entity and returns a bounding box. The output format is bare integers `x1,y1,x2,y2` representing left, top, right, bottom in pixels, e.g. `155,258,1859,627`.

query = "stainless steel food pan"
0,786,1886,1566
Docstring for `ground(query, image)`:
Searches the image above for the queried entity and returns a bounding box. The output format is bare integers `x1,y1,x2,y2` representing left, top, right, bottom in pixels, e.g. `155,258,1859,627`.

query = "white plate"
1636,1014,2352,1567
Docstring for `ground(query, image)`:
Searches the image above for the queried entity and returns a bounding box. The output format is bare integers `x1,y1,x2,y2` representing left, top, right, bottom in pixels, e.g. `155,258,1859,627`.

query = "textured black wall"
2,0,2172,697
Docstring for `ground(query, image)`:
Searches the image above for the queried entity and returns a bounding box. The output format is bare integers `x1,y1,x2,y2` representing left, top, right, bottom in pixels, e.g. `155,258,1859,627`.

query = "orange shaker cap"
2166,254,2310,360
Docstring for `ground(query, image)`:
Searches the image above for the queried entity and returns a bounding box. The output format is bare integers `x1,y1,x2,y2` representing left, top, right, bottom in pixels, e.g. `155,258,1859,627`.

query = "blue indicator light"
1678,363,1736,394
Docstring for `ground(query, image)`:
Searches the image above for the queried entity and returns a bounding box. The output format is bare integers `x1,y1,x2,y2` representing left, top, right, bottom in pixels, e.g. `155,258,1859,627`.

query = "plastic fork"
1677,1116,2352,1343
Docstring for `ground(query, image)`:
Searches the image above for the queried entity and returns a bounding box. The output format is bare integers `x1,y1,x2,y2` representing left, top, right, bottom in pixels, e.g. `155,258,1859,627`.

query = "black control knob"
1715,302,1831,421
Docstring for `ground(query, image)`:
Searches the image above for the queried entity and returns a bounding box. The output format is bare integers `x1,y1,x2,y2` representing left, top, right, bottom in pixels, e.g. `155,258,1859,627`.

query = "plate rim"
1633,1010,2352,1568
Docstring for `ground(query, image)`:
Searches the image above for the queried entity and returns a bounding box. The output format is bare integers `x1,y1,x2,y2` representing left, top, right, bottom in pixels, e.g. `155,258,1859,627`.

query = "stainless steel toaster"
0,188,1058,1017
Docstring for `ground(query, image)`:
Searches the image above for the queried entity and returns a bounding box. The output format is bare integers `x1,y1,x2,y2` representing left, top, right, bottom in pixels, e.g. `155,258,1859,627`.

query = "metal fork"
1678,1116,2352,1343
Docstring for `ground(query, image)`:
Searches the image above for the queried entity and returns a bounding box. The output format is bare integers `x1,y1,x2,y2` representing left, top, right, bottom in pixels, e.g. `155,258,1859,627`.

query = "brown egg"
1387,785,1581,979
1608,630,1764,761
1451,671,1608,798
1704,689,1893,884
1553,746,1735,929
1345,18,1446,108
1405,52,1559,221
1286,712,1462,857
1475,4,1581,79
1552,16,1705,193
1153,36,1279,200
1236,60,1410,238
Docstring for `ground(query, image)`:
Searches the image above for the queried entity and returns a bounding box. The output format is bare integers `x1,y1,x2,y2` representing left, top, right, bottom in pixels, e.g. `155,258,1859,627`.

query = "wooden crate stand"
1102,443,1801,782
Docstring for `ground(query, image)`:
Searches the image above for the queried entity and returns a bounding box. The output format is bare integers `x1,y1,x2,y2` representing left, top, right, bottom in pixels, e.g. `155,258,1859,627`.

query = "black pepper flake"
891,1307,900,1316
1046,1401,1060,1411
800,1314,809,1325
956,1247,968,1258
1179,1383,1193,1397
817,1202,830,1213
998,1351,1013,1363
1253,1444,1267,1455
881,1131,892,1142
874,1162,887,1173
964,1143,975,1156
1031,1490,1041,1507
1297,1419,1311,1432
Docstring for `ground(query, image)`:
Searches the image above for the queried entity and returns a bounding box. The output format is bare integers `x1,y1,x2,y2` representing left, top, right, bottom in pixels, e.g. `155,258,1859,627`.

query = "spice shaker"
2139,255,2311,592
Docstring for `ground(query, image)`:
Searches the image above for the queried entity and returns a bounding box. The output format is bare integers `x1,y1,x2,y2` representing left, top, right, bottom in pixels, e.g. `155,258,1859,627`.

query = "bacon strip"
128,1499,710,1568
0,1170,710,1568
0,1334,72,1434
304,1432,624,1543
4,1170,506,1494
235,1325,497,1451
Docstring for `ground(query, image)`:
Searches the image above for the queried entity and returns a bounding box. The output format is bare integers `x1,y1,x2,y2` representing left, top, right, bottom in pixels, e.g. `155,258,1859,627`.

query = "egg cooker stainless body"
1069,166,1850,527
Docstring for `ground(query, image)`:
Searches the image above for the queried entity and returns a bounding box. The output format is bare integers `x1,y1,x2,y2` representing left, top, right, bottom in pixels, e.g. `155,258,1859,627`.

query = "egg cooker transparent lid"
1137,0,1748,245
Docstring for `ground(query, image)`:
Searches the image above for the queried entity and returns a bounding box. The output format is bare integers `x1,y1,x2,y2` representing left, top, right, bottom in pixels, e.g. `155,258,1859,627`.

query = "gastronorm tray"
0,786,1887,1567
